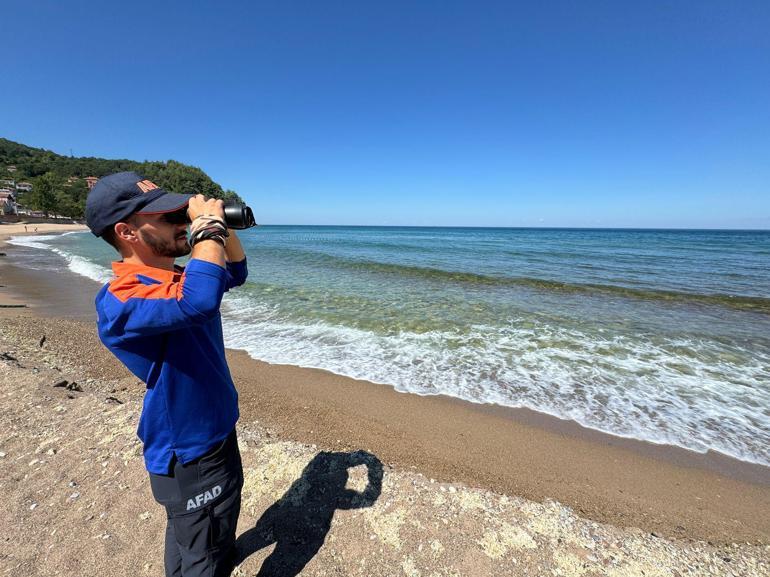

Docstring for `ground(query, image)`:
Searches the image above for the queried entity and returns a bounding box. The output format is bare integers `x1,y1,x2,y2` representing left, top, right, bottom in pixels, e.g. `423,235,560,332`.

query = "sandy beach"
1,227,769,576
0,222,88,242
0,222,91,313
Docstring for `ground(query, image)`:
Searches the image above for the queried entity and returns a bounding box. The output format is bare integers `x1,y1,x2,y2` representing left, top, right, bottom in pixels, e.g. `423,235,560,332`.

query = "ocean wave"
7,234,111,283
221,293,770,466
261,249,770,313
13,231,770,466
6,234,63,250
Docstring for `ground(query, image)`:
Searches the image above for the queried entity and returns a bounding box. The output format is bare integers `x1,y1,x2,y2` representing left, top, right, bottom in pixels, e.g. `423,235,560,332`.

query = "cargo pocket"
171,508,213,554
207,482,242,552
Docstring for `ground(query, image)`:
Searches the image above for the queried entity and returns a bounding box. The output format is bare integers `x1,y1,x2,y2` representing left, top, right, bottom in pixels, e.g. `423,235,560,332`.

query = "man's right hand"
187,194,226,222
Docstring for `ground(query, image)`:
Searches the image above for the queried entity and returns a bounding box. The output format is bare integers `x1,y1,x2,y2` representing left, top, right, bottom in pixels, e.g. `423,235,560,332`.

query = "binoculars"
223,201,257,230
163,200,257,229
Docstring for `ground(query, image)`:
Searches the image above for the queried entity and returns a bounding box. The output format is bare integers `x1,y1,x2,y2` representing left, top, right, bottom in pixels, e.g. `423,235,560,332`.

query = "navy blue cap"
85,171,193,237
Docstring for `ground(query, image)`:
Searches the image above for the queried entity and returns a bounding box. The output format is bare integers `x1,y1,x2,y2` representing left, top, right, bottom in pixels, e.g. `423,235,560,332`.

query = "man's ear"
114,221,138,246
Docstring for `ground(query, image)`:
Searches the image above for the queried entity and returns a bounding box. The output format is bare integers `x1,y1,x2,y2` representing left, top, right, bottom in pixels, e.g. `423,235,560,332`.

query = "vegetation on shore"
0,138,241,218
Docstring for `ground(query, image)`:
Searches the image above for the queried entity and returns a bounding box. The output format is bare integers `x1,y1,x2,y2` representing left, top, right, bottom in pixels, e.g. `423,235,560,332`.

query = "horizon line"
247,224,770,232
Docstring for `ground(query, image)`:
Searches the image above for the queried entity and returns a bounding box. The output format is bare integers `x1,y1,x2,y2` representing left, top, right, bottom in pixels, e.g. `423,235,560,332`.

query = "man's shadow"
235,450,383,576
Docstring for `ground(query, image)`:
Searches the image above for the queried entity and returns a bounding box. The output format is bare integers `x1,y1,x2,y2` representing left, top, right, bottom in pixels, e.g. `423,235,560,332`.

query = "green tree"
67,179,89,217
30,172,61,217
222,189,239,202
55,190,80,218
0,137,243,206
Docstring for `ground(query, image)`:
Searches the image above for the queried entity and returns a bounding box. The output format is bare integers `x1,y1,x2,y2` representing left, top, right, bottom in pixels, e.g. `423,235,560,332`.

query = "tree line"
1,138,241,218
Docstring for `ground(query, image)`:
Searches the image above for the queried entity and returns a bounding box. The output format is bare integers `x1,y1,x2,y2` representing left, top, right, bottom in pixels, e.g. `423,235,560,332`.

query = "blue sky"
3,1,769,228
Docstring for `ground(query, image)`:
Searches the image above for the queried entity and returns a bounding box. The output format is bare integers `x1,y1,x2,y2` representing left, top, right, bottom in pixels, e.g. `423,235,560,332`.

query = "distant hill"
0,138,241,217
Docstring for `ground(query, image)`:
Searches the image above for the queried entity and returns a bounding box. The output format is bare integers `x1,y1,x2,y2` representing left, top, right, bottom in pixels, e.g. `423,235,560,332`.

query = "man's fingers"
186,195,225,221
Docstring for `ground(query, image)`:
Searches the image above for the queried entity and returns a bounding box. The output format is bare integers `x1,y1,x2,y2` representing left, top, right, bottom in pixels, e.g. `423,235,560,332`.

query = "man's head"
102,209,192,258
86,172,193,258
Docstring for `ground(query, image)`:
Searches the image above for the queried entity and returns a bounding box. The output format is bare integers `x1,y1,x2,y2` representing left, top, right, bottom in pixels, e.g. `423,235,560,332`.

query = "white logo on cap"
136,180,159,193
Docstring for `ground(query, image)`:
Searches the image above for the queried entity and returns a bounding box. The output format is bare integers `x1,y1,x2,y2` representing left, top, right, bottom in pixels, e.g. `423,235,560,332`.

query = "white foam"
62,252,112,283
7,233,112,283
221,293,770,466
9,233,768,465
6,234,62,250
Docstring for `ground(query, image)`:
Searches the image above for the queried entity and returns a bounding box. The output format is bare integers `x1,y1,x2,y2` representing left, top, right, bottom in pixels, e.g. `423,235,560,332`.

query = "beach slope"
1,316,769,576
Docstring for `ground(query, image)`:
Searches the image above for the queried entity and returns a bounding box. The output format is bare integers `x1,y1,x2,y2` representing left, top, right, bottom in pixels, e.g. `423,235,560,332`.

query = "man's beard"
139,229,191,258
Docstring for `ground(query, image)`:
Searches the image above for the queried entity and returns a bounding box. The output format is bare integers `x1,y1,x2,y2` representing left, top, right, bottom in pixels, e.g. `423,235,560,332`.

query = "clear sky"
3,1,769,228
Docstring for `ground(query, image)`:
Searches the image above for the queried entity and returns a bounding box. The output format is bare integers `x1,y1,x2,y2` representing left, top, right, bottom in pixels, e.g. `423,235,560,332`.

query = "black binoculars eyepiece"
223,200,257,230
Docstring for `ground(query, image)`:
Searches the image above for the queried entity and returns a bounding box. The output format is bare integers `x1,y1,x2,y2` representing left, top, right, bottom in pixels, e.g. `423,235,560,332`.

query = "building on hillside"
6,165,17,173
1,179,15,188
0,190,17,215
85,176,98,189
16,182,32,192
67,176,80,183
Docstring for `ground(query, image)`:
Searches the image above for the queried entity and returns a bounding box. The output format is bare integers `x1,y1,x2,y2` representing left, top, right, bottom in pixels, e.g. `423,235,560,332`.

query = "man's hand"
187,195,226,268
187,194,225,222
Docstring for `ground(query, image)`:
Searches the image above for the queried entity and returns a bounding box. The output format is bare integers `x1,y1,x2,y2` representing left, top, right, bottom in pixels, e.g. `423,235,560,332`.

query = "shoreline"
0,221,88,242
3,326,766,577
225,349,770,542
1,228,768,544
0,223,94,317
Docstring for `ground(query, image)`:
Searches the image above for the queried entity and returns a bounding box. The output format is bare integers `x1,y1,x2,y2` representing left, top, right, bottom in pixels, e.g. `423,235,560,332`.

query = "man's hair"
102,225,120,251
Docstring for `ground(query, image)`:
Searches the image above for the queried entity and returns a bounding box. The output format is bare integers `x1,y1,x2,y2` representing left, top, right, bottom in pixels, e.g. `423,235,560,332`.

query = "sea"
8,226,770,466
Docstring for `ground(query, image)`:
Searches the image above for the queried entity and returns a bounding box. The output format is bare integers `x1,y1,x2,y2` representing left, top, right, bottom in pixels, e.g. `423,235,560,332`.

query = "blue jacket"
95,257,248,474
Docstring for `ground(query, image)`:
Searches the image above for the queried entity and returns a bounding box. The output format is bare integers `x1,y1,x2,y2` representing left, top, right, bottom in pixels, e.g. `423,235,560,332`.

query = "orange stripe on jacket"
108,273,183,302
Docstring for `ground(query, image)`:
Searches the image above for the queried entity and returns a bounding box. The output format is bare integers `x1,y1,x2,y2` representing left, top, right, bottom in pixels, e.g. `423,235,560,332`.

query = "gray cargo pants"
148,430,243,577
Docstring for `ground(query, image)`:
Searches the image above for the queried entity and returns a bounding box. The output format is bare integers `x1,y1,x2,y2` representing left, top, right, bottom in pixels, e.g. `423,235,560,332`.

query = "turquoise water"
10,227,770,465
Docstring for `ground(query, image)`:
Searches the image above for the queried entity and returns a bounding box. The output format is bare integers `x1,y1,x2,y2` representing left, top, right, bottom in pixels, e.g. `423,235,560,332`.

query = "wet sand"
1,230,768,545
0,223,95,317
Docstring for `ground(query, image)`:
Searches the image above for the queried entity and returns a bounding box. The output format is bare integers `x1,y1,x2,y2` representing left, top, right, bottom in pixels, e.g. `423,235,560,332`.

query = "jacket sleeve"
99,259,228,339
225,257,248,290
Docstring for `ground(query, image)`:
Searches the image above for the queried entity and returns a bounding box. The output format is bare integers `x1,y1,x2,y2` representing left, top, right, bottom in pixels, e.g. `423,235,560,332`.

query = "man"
85,171,248,577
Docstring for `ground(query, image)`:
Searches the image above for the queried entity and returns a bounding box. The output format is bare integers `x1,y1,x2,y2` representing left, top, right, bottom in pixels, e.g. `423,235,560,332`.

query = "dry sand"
1,228,769,575
0,222,88,242
2,316,769,576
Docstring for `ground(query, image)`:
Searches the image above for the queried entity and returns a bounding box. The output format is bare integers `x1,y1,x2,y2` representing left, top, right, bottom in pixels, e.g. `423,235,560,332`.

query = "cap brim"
135,192,193,215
